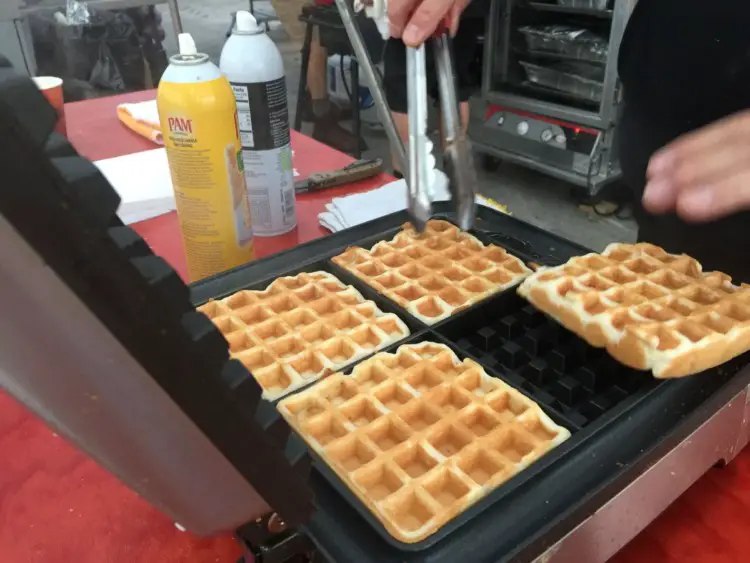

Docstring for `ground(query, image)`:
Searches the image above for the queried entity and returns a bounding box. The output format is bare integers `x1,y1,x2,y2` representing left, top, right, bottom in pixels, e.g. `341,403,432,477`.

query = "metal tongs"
334,0,478,232
432,31,478,231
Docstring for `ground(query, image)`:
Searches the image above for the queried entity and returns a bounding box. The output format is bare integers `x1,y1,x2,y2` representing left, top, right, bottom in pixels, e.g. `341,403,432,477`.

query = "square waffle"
332,220,532,324
518,242,750,378
197,271,411,400
278,342,570,543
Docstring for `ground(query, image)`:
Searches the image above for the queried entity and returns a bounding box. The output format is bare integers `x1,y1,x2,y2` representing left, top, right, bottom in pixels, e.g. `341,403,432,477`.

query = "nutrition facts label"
231,78,290,151
230,78,297,236
241,146,296,235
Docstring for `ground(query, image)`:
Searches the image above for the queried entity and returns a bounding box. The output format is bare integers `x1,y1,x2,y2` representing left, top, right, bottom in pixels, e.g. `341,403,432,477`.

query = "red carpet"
0,391,242,563
2,387,750,562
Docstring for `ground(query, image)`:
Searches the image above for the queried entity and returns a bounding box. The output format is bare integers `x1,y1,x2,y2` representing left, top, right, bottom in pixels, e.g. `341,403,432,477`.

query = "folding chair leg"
350,58,362,158
294,22,315,132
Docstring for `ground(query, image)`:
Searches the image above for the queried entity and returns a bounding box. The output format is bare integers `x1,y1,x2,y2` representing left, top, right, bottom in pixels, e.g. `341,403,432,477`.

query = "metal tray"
528,1,613,18
191,204,750,557
520,60,604,103
519,25,608,64
557,0,610,10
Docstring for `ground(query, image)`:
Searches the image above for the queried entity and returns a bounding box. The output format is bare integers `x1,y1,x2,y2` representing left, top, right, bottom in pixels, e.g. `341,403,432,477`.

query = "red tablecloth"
65,91,390,280
1,91,749,563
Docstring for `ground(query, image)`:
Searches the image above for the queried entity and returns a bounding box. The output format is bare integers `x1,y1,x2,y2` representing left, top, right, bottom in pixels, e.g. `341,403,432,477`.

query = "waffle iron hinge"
237,513,320,563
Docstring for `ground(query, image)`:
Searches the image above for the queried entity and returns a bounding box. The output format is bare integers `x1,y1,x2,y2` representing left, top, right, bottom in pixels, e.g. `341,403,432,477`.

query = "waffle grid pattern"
332,220,533,325
449,301,655,428
278,343,570,543
198,271,411,400
518,243,750,378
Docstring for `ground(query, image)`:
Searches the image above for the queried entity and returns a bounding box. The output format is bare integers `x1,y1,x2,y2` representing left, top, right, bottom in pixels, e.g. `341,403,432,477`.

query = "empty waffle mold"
332,220,532,325
198,271,411,400
441,294,658,429
518,243,750,378
278,342,570,543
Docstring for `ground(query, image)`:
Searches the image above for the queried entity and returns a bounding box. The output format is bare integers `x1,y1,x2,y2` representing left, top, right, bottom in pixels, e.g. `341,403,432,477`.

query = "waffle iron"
2,63,749,563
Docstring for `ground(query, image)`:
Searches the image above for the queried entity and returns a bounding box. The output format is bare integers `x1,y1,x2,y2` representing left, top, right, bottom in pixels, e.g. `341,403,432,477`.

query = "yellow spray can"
157,33,254,282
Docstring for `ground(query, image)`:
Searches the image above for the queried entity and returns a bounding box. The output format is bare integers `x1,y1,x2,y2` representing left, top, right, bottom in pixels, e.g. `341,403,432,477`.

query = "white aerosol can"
220,11,297,236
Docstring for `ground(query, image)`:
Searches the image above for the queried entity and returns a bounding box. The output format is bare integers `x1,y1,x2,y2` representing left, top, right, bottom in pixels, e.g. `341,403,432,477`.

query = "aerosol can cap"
178,33,198,56
235,11,263,34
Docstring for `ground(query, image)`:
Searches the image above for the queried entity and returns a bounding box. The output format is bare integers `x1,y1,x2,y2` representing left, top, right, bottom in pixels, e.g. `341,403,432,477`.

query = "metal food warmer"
474,0,637,194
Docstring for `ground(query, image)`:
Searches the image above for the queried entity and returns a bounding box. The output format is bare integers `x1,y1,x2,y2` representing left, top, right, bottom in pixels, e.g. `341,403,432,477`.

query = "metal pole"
166,0,184,36
333,0,407,174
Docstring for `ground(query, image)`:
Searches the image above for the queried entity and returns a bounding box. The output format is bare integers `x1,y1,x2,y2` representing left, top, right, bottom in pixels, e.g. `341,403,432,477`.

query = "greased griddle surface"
191,205,749,560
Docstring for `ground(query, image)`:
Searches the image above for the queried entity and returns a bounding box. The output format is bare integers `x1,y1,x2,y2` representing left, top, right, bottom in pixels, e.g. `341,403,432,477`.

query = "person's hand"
643,110,750,222
388,0,472,47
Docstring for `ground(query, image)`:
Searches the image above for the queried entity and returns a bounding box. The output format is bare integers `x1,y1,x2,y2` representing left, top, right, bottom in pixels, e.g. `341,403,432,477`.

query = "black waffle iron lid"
0,57,314,532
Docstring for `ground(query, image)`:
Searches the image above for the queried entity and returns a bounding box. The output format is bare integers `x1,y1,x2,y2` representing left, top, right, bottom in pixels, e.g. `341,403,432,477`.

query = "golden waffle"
332,220,532,325
198,271,411,400
517,242,750,378
278,342,570,543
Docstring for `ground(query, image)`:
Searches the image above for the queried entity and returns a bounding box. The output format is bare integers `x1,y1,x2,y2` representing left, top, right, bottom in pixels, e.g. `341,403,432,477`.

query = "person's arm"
643,110,750,222
388,0,473,46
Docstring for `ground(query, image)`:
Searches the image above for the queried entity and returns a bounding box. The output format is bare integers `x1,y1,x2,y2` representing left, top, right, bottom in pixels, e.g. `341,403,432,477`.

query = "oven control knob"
541,129,553,142
516,121,529,136
497,114,505,126
555,133,566,145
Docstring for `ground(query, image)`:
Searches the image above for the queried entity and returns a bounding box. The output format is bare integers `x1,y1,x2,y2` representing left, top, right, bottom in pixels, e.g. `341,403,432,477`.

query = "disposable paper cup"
33,76,66,136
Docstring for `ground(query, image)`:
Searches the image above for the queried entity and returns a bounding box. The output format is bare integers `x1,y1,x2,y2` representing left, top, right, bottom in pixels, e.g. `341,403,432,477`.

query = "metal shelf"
527,2,613,18
520,81,601,108
14,0,183,40
472,138,620,190
485,88,602,129
515,47,607,66
19,0,171,15
3,0,183,75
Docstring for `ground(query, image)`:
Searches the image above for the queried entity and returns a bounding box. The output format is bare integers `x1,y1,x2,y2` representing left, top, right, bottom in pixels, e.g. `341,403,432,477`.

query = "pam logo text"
168,117,193,134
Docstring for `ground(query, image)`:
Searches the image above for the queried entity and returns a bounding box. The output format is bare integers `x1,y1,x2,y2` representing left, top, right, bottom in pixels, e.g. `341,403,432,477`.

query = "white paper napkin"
318,170,506,232
94,148,176,225
98,124,301,225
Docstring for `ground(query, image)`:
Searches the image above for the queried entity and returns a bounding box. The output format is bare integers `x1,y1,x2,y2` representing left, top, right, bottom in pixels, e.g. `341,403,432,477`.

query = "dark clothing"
617,0,750,281
383,0,488,113
463,0,491,19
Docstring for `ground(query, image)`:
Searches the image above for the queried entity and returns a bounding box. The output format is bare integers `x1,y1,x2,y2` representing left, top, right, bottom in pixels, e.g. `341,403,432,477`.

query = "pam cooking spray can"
220,11,297,236
157,33,254,282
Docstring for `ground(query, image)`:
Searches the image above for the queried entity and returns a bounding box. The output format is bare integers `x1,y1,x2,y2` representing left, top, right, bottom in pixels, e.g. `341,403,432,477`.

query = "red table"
1,91,749,563
66,90,391,281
